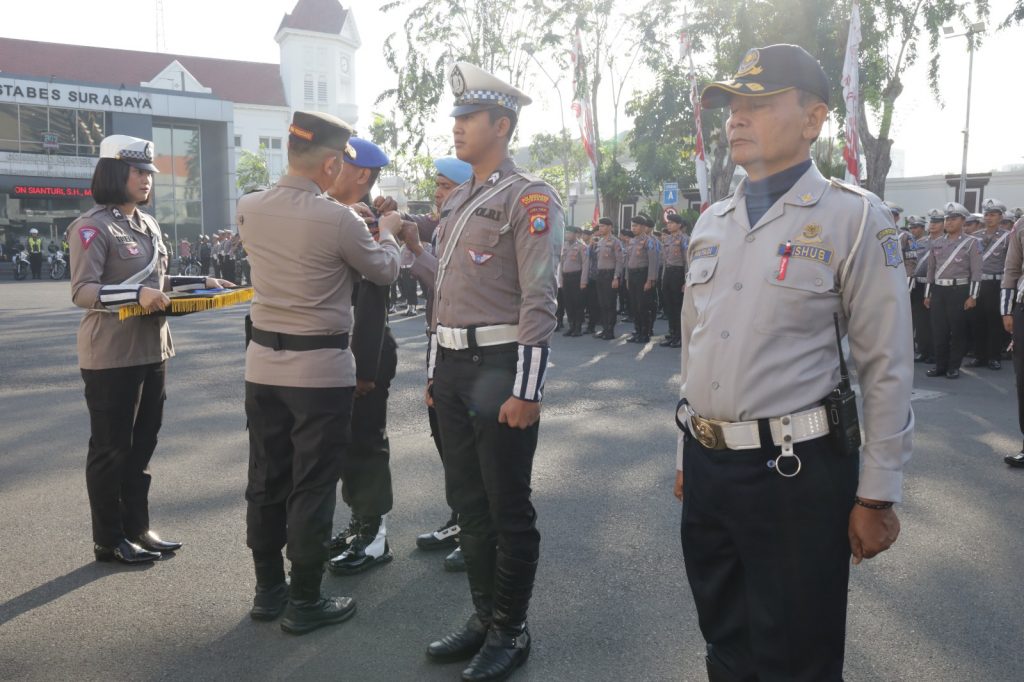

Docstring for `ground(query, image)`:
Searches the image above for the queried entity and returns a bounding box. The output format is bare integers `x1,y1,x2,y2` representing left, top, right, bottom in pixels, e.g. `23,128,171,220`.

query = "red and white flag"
571,29,601,224
680,19,709,212
841,0,862,184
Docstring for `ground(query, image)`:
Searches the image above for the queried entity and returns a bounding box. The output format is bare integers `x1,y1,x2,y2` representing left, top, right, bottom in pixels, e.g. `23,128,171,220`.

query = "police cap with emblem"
701,44,830,109
100,134,159,173
982,198,1007,215
944,202,970,219
631,214,654,228
884,200,903,216
565,225,582,234
288,110,355,154
666,213,691,228
966,213,982,224
434,156,473,185
449,61,532,117
598,217,614,227
927,208,945,222
907,215,926,228
344,137,390,169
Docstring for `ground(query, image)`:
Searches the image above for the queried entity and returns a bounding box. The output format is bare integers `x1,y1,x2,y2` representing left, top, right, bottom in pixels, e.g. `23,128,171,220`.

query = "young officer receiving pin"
674,45,913,681
419,61,562,682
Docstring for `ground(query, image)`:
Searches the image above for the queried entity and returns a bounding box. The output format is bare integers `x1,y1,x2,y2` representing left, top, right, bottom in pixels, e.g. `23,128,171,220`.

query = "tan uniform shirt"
678,164,914,502
1000,220,1024,314
595,236,625,276
662,232,688,268
69,205,174,370
429,158,563,401
560,240,589,280
925,233,982,294
975,227,1010,276
626,235,659,281
239,175,400,388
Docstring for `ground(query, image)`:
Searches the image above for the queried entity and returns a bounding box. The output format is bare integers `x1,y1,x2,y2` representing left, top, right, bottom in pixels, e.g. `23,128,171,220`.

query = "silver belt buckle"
439,326,455,349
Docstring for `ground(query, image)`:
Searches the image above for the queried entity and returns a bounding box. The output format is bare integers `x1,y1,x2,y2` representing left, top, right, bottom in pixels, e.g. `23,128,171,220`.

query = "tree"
236,147,269,191
625,70,699,194
526,132,590,198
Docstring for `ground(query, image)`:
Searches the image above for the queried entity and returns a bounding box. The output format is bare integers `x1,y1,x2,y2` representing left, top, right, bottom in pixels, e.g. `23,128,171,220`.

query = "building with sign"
0,0,360,249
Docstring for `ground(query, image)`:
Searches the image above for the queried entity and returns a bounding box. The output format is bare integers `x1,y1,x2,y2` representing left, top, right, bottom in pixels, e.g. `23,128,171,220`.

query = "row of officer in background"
556,213,690,347
896,200,1018,379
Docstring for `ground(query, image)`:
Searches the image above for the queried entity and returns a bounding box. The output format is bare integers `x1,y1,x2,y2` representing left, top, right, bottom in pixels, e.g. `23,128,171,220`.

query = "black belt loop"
250,326,349,351
466,327,478,349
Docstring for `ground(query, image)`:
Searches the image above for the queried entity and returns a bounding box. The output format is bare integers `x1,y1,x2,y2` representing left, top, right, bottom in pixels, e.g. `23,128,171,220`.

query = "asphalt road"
0,280,1021,682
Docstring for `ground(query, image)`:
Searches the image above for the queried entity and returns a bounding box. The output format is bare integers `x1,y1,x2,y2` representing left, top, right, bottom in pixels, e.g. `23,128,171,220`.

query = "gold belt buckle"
691,415,726,450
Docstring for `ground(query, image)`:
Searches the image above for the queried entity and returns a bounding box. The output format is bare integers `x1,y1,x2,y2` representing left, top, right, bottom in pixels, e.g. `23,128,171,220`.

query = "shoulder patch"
79,226,99,250
520,192,551,235
880,237,902,268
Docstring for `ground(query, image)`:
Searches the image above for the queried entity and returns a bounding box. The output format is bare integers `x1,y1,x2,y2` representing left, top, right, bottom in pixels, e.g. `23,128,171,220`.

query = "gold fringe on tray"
119,288,254,321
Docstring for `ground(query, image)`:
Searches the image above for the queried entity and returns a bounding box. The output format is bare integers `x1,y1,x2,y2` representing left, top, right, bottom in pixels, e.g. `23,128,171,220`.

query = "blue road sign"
662,188,678,205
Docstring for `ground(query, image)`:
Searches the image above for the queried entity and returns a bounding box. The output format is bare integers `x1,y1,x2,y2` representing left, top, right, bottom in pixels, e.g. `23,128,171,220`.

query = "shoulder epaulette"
829,177,871,196
82,205,106,218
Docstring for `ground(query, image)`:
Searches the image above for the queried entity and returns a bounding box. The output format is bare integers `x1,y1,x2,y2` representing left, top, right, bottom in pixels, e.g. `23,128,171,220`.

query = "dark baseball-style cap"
288,110,355,154
701,44,830,109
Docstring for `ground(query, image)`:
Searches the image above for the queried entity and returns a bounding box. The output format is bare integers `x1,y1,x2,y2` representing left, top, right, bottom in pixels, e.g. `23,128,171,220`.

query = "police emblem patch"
79,226,98,250
467,248,493,264
876,227,897,240
736,49,763,77
520,192,551,235
798,224,823,243
881,237,902,268
451,66,466,97
110,207,124,220
127,244,141,256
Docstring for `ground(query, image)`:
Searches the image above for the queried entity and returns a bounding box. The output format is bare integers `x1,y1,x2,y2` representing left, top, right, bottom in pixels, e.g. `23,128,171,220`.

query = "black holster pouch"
245,314,253,349
825,383,861,456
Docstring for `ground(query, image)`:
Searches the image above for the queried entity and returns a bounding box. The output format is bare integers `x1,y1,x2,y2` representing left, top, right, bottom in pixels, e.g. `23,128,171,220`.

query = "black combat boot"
279,562,356,635
417,513,460,551
460,551,537,681
328,515,393,575
250,551,288,621
427,532,496,663
328,516,360,556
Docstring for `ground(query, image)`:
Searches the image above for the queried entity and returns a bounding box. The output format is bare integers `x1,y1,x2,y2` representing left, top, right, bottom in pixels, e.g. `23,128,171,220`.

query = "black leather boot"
328,515,392,575
280,562,356,635
250,551,288,621
460,552,537,681
427,532,496,663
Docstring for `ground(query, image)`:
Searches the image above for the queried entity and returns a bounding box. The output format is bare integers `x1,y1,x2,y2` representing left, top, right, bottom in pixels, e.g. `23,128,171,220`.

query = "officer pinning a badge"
70,135,233,565
239,111,401,634
923,202,982,379
420,61,562,681
675,45,913,681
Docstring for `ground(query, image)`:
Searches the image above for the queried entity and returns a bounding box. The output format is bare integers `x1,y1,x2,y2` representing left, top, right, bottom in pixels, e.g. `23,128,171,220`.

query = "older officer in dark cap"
240,112,401,634
675,45,912,681
420,61,562,681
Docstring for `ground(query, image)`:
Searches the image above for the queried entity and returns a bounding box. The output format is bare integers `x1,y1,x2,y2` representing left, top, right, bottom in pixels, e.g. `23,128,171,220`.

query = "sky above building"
3,0,1020,178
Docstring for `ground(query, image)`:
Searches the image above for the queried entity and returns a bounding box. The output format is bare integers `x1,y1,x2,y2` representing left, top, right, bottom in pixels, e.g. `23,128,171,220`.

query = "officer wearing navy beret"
676,44,912,681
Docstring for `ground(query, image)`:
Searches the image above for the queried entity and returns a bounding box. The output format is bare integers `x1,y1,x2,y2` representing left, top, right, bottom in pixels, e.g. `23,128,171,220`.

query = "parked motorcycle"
13,250,29,280
48,250,68,280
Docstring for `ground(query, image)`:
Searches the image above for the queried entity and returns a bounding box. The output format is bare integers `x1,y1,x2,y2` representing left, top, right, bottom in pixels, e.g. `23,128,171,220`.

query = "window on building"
234,134,242,148
0,103,18,152
0,103,105,155
620,204,636,227
317,77,328,105
152,123,204,245
258,136,281,150
304,74,314,103
258,136,283,182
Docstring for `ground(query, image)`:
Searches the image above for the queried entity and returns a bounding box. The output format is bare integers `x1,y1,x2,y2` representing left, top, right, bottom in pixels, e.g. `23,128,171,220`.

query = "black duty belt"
250,326,349,351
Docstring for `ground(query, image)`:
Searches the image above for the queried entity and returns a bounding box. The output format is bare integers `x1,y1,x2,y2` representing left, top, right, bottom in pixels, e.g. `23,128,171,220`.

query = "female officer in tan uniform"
69,135,231,565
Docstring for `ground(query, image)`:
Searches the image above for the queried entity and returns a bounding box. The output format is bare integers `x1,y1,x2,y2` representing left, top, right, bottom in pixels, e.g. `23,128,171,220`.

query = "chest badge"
126,244,141,256
468,248,493,264
798,223,823,244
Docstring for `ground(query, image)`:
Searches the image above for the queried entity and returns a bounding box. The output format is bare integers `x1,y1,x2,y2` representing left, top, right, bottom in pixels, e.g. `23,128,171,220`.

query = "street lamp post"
523,45,571,206
943,22,985,206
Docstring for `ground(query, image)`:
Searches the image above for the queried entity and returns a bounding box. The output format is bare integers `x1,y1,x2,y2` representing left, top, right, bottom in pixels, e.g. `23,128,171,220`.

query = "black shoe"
280,563,357,635
1005,451,1024,467
926,367,947,377
989,361,1002,370
969,359,987,368
658,336,676,347
250,582,288,621
597,332,614,340
914,354,927,363
461,626,531,681
329,517,360,555
444,546,466,572
94,539,160,564
417,516,460,551
584,326,597,334
946,369,960,379
669,339,682,348
626,334,640,343
427,613,489,663
328,517,393,576
562,327,575,336
132,530,182,553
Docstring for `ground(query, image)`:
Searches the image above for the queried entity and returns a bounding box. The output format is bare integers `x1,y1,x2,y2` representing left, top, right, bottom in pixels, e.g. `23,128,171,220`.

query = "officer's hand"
402,222,424,255
848,503,900,565
612,277,619,290
351,202,375,222
644,280,653,292
498,396,541,429
205,277,235,289
581,282,587,290
378,211,402,238
964,296,977,311
923,297,930,309
373,196,399,214
355,379,376,398
424,380,434,408
674,469,683,501
1003,315,1014,335
139,287,170,313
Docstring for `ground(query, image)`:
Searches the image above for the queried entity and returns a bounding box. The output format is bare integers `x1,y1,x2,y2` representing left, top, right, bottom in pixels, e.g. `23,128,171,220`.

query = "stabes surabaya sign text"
0,80,152,111
14,185,92,198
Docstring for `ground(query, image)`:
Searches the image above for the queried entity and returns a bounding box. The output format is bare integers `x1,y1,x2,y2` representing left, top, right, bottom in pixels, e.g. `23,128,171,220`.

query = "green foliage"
525,131,591,198
626,70,699,194
236,147,269,191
